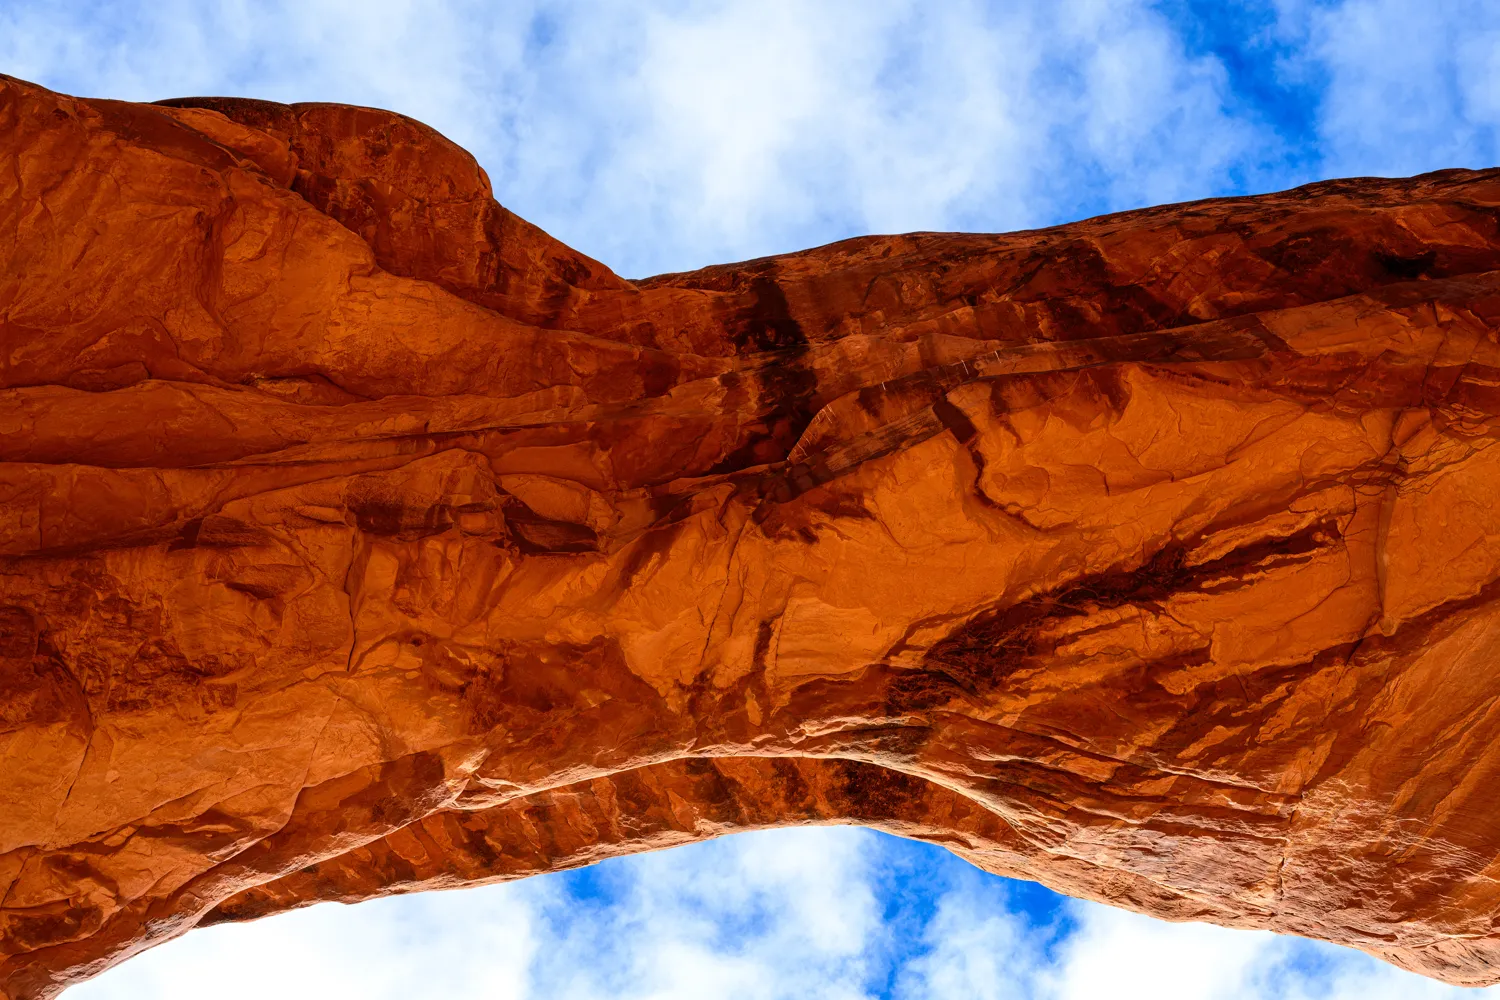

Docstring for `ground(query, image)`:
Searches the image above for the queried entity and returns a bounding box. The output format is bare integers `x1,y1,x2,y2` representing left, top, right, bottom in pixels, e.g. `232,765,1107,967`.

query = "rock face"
4,73,1500,996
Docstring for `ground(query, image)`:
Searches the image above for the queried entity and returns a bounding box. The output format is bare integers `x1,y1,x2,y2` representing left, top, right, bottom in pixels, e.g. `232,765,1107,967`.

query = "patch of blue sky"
1162,0,1325,136
68,826,1496,999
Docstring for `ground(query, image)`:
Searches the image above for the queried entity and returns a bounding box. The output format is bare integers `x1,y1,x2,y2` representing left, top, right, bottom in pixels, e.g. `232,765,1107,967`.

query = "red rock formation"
4,73,1500,996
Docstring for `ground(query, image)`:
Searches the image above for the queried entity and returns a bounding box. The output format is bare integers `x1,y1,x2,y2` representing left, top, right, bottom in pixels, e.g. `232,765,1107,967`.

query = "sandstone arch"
4,74,1500,996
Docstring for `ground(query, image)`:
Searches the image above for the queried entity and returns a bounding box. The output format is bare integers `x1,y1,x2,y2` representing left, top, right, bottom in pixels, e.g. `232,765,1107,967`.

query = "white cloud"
65,828,1500,1000
68,827,886,1000
486,0,1265,274
1271,0,1500,179
1046,902,1500,1000
892,882,1048,1000
1048,904,1283,1000
66,867,540,1000
5,0,1498,272
525,826,883,1000
0,0,1271,276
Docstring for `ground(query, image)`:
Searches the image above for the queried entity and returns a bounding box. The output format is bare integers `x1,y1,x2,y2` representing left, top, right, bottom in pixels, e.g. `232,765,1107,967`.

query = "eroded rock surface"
4,73,1500,996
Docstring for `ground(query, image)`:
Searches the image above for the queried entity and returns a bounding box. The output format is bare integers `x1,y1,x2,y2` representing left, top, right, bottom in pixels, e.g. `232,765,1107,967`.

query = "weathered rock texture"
4,73,1500,996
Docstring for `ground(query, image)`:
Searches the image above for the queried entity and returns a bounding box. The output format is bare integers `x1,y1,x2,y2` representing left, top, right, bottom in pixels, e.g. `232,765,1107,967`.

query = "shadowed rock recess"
3,73,1500,996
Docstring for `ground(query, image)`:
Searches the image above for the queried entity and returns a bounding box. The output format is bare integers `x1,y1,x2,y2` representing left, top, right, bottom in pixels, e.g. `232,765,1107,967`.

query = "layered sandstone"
4,73,1500,996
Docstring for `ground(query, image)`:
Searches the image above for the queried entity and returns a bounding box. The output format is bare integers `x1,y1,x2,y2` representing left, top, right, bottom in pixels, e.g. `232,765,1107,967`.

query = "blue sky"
8,1,1500,996
63,829,1496,999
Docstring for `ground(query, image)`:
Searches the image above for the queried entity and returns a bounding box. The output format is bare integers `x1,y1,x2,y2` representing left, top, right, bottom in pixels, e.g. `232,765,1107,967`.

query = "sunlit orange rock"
4,72,1500,996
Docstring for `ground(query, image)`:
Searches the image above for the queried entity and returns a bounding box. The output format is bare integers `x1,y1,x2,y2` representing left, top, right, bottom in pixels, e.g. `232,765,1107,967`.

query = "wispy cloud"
891,878,1051,1000
69,828,887,1000
67,828,1500,999
526,827,883,999
0,0,1406,276
1267,0,1500,179
67,855,541,999
6,1,1498,275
